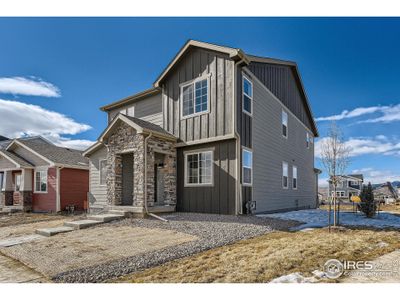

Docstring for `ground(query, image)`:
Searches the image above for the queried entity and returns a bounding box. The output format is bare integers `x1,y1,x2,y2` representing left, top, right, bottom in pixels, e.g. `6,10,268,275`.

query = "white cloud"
315,104,400,124
0,77,61,97
318,178,329,187
315,135,400,158
315,105,385,121
0,99,94,150
352,168,400,184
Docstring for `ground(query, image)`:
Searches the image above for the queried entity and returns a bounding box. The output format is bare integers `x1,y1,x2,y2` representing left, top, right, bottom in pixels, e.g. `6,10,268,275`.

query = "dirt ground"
0,215,73,240
115,228,400,283
0,212,72,228
1,225,197,277
0,253,48,283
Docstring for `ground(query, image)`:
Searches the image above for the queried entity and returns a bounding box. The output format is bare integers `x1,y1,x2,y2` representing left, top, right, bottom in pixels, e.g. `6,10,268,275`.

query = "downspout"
233,56,246,215
144,132,168,222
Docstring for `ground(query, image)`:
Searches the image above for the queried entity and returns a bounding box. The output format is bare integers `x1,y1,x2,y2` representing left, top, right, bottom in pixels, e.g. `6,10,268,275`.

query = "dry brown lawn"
1,225,197,277
115,228,400,283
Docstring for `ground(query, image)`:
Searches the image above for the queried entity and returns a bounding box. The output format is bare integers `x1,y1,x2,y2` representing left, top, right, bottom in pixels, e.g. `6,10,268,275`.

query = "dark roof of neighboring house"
0,135,8,142
0,149,34,168
123,115,176,139
16,137,88,168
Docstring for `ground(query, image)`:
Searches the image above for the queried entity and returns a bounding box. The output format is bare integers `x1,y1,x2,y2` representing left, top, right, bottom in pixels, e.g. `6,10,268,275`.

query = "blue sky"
0,17,399,184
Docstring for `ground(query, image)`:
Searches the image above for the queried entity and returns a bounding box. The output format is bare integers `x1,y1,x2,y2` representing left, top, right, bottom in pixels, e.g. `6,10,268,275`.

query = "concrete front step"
1,206,23,213
64,219,103,229
88,214,124,223
36,226,74,237
107,210,130,217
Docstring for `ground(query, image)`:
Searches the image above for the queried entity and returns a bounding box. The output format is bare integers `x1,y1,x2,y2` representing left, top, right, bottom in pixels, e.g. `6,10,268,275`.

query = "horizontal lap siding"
162,47,234,143
88,146,108,209
108,93,163,126
60,168,89,211
177,139,236,214
32,167,57,212
251,73,316,213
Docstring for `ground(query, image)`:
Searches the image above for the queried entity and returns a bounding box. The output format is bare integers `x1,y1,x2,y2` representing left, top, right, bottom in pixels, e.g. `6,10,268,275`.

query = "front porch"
97,115,177,215
0,169,33,212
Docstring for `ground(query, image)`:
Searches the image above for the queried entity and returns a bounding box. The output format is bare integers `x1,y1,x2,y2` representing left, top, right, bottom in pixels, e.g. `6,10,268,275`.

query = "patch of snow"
312,270,328,279
270,272,319,283
258,209,400,231
377,241,389,248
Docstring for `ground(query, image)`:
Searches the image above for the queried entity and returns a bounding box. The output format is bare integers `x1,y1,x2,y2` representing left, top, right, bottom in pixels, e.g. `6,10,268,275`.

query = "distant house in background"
374,182,399,204
328,174,364,202
0,136,89,212
0,135,9,142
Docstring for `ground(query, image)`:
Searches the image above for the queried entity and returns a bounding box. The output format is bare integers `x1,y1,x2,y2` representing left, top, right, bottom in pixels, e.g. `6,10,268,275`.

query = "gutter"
233,57,247,215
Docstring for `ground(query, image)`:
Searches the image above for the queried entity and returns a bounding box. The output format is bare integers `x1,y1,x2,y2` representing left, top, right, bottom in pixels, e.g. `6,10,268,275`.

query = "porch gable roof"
0,149,33,169
98,114,177,143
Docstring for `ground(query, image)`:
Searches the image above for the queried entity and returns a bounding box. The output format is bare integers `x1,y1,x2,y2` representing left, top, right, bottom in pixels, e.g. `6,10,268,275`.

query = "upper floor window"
242,75,253,115
127,106,135,117
34,170,47,193
185,150,213,186
292,165,298,189
282,161,289,189
242,148,253,186
181,77,209,118
306,132,310,148
282,110,288,138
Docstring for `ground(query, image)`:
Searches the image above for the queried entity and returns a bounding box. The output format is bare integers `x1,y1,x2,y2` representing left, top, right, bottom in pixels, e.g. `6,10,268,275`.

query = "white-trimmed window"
185,150,213,186
99,160,107,185
242,75,253,115
306,132,310,148
34,170,47,193
282,162,289,189
292,165,298,189
242,148,253,185
282,110,288,138
181,77,209,118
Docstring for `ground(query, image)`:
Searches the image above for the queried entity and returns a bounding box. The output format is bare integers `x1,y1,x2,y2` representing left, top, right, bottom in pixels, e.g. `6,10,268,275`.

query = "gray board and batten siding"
160,47,235,144
176,139,236,215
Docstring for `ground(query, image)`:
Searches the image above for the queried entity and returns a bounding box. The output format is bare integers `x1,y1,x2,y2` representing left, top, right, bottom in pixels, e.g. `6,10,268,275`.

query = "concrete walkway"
0,253,48,283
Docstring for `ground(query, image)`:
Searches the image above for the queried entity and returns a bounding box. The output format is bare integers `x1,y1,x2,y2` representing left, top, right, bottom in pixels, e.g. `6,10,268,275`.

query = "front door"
121,153,133,205
13,173,22,205
154,153,165,205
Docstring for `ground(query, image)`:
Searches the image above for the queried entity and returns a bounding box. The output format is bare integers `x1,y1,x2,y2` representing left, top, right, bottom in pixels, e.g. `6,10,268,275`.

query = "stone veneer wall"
146,136,176,206
105,122,176,207
0,191,4,207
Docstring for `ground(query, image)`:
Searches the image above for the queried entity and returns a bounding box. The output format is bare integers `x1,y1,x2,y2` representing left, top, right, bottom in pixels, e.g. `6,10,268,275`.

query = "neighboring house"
328,174,364,202
374,182,399,204
84,40,319,215
0,136,89,212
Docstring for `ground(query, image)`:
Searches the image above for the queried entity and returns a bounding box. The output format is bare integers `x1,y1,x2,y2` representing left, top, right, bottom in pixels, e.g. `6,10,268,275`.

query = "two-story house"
83,40,319,215
328,174,364,202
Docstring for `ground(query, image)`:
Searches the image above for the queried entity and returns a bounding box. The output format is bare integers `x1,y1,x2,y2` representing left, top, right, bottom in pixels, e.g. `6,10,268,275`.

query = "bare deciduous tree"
320,122,351,228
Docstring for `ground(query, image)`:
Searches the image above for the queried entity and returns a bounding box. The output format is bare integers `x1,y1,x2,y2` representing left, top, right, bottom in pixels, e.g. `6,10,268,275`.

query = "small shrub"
358,182,377,218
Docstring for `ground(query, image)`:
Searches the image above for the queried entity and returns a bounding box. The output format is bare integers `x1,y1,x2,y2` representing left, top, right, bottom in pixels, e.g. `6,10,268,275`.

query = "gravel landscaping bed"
53,213,299,283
